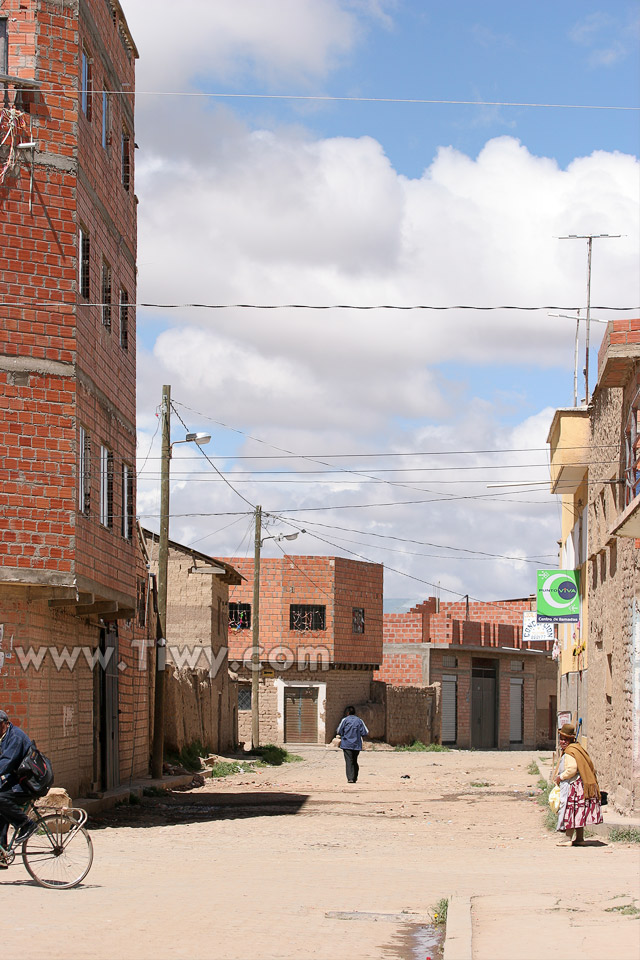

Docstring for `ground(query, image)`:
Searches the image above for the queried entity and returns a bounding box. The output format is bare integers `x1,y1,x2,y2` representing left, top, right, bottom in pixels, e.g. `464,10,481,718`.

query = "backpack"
16,742,54,797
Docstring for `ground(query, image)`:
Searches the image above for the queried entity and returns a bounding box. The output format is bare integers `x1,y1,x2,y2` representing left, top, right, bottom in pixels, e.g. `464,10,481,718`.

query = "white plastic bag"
548,784,561,815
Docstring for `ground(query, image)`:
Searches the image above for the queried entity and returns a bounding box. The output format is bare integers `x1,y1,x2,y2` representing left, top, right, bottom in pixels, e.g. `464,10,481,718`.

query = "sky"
123,0,640,609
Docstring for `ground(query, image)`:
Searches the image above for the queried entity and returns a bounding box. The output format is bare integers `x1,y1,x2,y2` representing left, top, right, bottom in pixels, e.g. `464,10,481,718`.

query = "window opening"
229,602,251,630
352,607,365,634
121,129,130,190
81,49,92,120
99,445,113,528
78,426,91,515
101,87,111,149
119,288,129,349
136,577,147,627
122,463,133,540
79,227,90,299
101,259,112,329
238,687,252,711
290,605,326,631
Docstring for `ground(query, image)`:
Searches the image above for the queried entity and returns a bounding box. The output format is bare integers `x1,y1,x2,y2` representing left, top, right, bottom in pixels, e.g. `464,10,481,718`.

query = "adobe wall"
587,370,640,813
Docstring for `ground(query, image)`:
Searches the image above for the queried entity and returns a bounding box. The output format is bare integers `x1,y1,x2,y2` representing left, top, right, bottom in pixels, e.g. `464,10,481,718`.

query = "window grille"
78,426,91,515
101,260,112,329
136,577,147,627
79,228,90,299
290,605,326,631
122,463,133,540
121,130,130,191
442,654,457,668
81,49,92,120
510,660,524,672
119,288,129,349
229,602,251,630
99,445,113,528
352,607,365,633
102,88,111,148
238,687,252,711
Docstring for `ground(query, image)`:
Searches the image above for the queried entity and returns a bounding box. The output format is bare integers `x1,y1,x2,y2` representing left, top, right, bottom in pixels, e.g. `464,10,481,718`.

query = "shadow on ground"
88,790,311,829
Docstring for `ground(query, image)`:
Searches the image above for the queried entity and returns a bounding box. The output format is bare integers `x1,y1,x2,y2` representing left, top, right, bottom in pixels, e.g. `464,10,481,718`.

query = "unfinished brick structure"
376,596,556,749
220,556,383,745
0,1,149,796
143,530,243,756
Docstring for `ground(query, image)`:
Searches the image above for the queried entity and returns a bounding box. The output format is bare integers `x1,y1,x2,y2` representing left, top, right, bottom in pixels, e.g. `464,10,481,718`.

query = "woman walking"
553,723,603,846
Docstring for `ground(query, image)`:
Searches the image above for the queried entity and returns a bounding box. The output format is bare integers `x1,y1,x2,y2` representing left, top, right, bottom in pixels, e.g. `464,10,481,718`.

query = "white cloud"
124,0,377,91
128,2,638,602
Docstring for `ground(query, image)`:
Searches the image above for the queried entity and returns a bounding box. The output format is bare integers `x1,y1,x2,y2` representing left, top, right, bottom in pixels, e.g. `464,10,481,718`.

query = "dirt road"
2,746,639,960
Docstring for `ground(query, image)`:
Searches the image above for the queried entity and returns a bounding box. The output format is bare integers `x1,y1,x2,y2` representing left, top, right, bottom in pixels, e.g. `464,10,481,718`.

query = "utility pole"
558,234,620,402
151,384,171,779
251,504,262,749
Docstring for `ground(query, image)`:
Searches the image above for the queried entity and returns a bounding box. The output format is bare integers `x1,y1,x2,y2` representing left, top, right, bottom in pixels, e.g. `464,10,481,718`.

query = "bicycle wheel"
22,814,93,889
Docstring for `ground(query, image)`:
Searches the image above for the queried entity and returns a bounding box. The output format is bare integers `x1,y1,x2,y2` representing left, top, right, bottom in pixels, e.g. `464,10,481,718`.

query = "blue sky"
125,0,639,605
199,1,639,177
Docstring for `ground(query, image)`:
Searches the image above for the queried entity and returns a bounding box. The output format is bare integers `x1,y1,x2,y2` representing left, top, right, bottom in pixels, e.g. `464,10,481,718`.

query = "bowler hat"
558,723,576,740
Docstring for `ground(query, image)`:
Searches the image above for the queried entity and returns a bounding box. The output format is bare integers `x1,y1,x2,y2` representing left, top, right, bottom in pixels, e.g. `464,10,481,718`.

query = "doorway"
471,658,497,748
284,686,318,743
93,623,120,790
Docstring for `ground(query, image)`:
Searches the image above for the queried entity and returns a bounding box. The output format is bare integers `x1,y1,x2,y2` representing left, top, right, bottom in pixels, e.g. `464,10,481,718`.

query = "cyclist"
0,709,38,861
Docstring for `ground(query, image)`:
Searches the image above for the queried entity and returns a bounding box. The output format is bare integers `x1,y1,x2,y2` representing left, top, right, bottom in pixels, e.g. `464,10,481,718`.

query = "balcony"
547,407,590,495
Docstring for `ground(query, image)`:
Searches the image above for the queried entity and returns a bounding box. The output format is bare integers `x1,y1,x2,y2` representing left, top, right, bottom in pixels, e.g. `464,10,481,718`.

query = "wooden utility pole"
151,384,171,779
251,504,262,749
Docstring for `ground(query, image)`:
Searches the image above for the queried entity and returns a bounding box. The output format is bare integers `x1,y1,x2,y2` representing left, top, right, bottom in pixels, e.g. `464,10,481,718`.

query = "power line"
2,298,637,312
92,89,640,111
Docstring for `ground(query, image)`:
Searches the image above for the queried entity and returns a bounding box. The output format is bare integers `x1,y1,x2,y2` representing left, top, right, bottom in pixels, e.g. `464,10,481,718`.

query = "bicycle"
0,799,93,888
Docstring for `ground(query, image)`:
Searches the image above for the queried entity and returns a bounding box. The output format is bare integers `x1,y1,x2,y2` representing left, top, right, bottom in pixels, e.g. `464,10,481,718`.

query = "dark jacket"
0,722,32,794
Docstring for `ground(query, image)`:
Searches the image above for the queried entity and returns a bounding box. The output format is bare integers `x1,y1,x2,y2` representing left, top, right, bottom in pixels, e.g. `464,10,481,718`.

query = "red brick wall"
0,0,137,603
223,556,383,666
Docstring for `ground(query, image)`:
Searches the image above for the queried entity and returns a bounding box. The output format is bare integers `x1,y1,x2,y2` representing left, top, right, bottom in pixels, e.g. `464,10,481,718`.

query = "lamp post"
250,508,302,749
151,383,210,779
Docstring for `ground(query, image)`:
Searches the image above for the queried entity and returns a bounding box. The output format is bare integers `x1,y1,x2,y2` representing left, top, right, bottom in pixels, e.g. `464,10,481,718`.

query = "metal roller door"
509,677,524,743
441,675,457,744
284,686,318,743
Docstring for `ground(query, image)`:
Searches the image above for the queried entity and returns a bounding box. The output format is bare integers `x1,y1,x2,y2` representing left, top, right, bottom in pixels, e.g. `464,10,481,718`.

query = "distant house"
376,596,556,749
219,556,383,745
143,530,243,755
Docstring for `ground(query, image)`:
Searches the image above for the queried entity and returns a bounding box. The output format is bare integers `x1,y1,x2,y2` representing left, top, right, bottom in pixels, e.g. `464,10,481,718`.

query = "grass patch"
605,903,640,915
394,740,451,752
470,780,492,788
210,760,246,778
609,827,640,844
527,761,540,776
432,898,448,925
535,779,558,830
166,739,208,772
249,744,304,765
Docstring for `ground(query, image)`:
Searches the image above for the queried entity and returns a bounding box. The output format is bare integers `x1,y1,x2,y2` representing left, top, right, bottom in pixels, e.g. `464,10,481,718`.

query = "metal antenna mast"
557,234,620,402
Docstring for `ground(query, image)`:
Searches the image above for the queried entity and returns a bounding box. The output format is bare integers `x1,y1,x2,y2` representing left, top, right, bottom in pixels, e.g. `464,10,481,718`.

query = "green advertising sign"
536,569,580,623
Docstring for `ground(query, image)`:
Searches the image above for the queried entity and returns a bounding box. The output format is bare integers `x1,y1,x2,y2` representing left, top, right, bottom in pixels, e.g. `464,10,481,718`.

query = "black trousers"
0,791,30,848
343,748,360,783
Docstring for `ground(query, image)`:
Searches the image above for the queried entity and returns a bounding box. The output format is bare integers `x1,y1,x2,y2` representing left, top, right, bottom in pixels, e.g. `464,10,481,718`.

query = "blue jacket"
0,722,32,794
337,715,369,751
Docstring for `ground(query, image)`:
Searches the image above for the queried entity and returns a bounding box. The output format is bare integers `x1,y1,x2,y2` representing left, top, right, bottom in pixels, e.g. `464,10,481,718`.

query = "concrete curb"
442,895,472,960
74,768,215,816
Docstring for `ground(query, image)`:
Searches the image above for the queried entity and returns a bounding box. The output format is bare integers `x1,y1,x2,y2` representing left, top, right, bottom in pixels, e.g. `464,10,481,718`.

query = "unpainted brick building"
0,0,151,796
376,596,557,749
219,556,383,745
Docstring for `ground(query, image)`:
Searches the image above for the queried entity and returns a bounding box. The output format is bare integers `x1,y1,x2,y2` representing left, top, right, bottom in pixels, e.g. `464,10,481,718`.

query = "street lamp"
251,508,304,749
151,384,211,779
